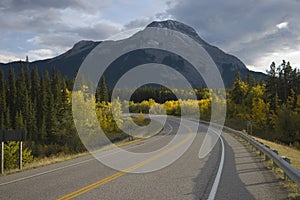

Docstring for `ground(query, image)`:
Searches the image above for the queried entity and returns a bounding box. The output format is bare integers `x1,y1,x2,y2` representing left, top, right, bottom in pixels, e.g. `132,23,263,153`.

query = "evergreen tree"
26,101,37,141
45,90,58,144
37,75,47,140
51,68,62,106
0,69,7,129
31,67,40,105
266,62,278,111
15,112,25,129
99,75,109,103
5,108,11,130
246,74,255,88
8,66,17,128
95,87,101,103
230,72,248,105
16,64,29,128
25,63,31,97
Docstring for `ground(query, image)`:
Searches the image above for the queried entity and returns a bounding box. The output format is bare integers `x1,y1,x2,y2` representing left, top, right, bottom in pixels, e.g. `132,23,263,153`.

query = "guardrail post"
0,141,3,175
271,150,279,168
264,155,270,161
272,150,278,155
281,156,291,181
282,156,291,181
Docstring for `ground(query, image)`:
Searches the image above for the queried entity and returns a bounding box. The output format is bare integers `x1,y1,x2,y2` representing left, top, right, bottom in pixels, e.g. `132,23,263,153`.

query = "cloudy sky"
1,0,299,72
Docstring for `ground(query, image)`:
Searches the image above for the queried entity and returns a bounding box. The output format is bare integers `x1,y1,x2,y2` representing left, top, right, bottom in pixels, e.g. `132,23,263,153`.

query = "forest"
0,60,300,170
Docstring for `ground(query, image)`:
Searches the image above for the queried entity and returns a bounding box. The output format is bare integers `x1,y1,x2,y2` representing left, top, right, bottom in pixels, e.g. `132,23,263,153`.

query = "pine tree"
95,87,101,103
16,64,29,128
37,75,47,141
15,112,25,129
25,100,37,141
39,116,47,144
31,67,40,105
45,90,58,144
99,75,109,103
246,74,255,88
8,66,17,128
0,69,7,129
0,112,4,130
51,68,62,106
5,108,11,130
25,62,31,97
266,62,278,111
287,89,295,109
231,72,248,105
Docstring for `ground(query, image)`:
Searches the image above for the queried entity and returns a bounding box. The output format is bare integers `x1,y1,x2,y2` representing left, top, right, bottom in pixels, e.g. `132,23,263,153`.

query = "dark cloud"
1,0,300,69
0,0,108,12
0,0,120,55
166,0,300,68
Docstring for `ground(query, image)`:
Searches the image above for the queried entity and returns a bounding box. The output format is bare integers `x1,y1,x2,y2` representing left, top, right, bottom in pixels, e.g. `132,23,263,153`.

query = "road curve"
0,117,288,199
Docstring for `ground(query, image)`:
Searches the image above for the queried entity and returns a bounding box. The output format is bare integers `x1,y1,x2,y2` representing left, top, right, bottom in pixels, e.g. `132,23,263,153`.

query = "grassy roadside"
251,137,300,200
4,152,89,175
4,136,149,175
2,116,163,176
252,136,300,171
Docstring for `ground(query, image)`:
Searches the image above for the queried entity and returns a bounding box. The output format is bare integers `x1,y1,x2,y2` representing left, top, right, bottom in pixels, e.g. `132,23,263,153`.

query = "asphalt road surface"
0,117,288,200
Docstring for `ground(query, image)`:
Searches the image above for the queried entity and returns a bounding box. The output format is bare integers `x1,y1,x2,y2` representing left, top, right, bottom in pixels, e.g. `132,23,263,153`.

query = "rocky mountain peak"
147,20,208,45
72,40,98,51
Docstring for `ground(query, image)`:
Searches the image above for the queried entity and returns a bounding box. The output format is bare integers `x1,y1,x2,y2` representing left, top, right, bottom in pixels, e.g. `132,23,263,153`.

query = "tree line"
0,63,85,162
228,60,300,148
1,59,300,170
0,62,134,169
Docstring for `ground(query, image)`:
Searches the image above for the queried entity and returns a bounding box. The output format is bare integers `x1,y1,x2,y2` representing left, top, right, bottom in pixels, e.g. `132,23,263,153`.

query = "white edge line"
207,132,225,200
0,158,95,186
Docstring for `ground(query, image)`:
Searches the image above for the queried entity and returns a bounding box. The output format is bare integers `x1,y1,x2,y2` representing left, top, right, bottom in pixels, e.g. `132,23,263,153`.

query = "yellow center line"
57,124,193,200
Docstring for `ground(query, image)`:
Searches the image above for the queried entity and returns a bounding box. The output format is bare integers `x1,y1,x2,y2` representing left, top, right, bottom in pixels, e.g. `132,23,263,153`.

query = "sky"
0,0,300,73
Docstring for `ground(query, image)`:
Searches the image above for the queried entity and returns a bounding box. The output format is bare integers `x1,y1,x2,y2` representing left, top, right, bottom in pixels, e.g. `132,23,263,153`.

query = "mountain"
0,40,101,79
0,20,265,87
148,20,265,85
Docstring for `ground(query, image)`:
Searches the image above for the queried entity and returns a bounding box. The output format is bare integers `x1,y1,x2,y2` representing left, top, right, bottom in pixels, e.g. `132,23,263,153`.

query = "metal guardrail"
221,125,300,186
175,117,300,186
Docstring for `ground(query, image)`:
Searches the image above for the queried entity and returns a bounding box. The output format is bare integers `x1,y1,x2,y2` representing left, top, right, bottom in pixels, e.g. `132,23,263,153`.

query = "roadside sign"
0,130,26,174
0,130,26,142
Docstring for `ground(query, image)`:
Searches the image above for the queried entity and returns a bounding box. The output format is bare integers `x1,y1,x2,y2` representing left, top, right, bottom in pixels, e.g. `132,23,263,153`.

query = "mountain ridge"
0,20,265,87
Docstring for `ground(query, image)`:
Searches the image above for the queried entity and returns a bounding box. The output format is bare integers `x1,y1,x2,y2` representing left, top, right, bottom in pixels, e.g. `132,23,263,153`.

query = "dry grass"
3,138,142,176
228,133,300,199
3,137,146,176
4,152,89,175
249,136,300,199
252,136,300,171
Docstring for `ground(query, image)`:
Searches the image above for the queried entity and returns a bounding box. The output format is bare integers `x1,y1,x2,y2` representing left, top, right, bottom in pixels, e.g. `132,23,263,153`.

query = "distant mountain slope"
0,20,265,87
0,40,101,78
148,20,266,85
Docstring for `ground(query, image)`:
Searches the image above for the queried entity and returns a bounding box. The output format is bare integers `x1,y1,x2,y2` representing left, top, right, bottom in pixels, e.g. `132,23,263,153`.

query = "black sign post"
0,130,26,175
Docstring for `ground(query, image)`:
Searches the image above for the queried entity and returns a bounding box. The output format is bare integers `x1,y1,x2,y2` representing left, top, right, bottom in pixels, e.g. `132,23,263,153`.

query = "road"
0,117,288,199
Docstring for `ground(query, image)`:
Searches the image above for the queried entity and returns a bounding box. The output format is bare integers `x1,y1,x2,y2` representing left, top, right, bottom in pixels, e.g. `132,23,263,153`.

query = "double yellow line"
57,124,193,200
